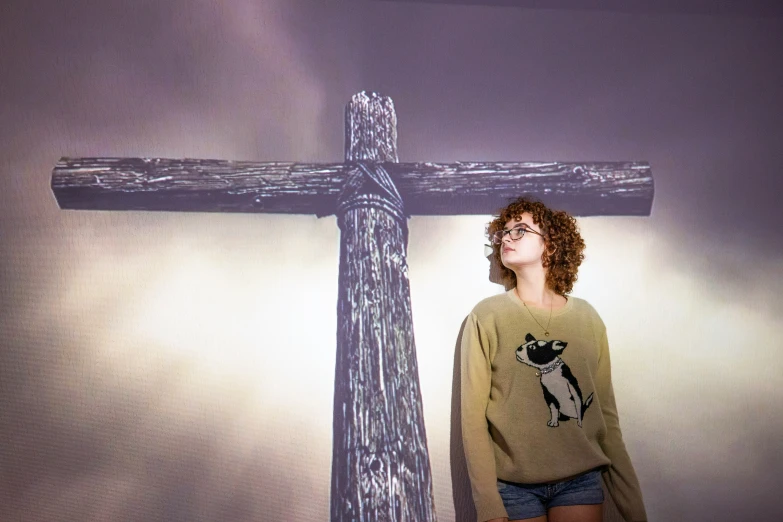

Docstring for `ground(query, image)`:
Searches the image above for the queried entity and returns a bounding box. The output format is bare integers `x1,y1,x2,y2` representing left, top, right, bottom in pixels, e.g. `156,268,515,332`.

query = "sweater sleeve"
595,329,648,522
460,313,508,522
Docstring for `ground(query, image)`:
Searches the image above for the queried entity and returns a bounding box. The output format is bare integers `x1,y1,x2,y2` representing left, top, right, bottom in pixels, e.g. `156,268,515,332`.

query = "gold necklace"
516,288,553,337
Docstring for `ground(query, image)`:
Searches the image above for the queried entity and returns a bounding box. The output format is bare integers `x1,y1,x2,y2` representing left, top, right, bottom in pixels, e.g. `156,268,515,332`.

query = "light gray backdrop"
1,1,781,520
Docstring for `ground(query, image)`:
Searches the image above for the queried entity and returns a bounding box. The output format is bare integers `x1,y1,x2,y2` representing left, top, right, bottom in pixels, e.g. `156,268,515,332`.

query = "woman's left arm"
594,329,648,522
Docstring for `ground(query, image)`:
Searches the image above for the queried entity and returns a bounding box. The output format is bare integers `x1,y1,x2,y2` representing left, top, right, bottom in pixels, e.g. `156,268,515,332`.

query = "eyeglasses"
491,225,545,245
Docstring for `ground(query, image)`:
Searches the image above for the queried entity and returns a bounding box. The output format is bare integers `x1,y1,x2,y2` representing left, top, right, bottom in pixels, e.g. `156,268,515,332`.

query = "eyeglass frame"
490,225,546,245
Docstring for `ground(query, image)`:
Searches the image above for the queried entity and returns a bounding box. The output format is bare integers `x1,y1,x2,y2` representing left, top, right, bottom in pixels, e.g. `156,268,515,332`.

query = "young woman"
460,196,647,522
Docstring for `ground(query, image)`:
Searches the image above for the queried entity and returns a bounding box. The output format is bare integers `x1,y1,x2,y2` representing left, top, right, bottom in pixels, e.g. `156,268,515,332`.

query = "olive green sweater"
460,290,647,522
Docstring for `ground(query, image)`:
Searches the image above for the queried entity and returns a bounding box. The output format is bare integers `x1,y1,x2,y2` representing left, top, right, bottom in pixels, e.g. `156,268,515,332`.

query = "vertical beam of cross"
330,93,437,521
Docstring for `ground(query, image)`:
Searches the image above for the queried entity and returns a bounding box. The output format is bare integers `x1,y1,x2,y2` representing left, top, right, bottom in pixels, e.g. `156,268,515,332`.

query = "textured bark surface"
331,92,437,521
386,160,653,216
50,157,345,216
344,92,398,162
51,158,652,216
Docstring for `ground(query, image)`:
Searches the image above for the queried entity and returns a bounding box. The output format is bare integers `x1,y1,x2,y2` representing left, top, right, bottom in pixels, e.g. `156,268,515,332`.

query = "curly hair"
486,195,585,295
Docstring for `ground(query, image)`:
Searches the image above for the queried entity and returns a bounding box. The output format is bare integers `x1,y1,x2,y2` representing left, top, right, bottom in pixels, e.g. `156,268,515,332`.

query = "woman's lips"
502,246,514,253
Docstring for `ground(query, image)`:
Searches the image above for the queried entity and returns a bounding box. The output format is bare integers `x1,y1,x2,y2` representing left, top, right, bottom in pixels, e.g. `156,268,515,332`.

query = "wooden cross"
51,91,653,521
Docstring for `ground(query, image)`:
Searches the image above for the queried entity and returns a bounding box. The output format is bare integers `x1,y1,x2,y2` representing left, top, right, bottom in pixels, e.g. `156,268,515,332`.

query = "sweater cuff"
475,492,508,522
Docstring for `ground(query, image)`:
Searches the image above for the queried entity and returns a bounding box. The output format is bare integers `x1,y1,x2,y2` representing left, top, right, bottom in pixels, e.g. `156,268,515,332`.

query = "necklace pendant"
544,331,550,336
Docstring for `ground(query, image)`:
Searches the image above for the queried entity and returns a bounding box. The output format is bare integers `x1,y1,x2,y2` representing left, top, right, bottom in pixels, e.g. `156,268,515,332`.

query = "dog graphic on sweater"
516,333,594,428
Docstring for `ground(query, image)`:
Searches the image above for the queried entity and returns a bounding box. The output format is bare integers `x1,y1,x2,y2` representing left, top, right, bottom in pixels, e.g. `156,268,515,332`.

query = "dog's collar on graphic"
539,358,564,375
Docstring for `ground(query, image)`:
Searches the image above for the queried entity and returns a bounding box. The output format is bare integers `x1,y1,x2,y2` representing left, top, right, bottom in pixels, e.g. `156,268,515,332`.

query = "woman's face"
499,212,547,271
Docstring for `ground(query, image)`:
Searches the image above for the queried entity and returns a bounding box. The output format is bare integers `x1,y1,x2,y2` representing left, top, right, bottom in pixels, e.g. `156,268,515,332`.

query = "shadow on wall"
450,318,478,522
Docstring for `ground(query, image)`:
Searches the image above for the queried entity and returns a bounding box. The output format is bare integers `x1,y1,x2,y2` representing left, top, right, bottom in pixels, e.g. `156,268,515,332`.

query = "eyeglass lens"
492,227,526,244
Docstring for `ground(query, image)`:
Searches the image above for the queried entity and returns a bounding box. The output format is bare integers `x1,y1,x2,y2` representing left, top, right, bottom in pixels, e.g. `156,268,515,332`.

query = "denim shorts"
497,469,604,520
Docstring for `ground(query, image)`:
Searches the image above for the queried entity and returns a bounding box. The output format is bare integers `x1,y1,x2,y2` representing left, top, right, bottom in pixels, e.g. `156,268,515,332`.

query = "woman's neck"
513,271,556,307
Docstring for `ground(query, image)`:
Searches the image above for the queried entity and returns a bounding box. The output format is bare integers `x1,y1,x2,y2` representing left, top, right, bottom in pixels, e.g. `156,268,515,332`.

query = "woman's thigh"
509,516,547,522
548,503,603,522
508,503,602,522
509,515,547,522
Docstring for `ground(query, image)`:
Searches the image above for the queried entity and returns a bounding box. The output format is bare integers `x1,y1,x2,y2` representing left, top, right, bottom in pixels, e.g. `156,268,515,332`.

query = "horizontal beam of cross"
51,157,653,216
